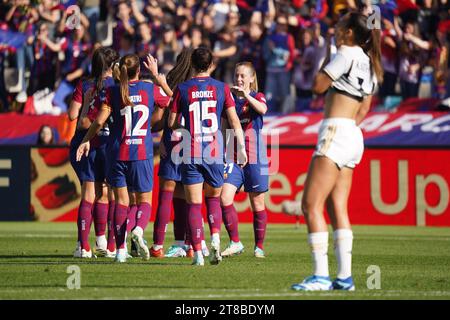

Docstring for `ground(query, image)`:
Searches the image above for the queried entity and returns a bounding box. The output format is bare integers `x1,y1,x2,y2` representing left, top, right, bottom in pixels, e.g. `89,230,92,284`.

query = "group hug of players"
70,12,381,291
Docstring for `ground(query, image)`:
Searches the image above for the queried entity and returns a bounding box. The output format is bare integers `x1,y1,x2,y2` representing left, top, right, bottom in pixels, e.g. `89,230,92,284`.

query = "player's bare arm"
225,107,248,167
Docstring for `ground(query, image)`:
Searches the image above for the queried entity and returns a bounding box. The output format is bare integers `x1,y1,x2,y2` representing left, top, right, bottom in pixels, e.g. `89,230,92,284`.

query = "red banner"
231,148,450,226
35,148,450,227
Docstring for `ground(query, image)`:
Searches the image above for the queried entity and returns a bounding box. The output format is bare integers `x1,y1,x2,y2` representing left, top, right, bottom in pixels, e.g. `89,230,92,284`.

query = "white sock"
211,233,220,246
334,229,353,279
153,244,163,250
175,240,185,247
117,248,127,255
96,235,107,247
308,232,329,277
133,226,143,236
201,240,207,249
194,251,204,262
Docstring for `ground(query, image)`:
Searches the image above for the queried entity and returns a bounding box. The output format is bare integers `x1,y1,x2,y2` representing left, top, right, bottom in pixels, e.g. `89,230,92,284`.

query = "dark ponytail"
343,12,384,83
90,47,119,95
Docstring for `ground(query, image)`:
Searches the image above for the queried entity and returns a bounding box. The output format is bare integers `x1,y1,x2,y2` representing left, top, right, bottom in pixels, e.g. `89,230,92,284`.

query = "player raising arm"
77,54,170,263
291,12,383,291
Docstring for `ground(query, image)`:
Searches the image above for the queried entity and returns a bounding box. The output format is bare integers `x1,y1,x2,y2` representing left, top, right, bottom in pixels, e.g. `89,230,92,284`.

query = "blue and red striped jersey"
233,91,267,164
170,76,235,160
105,80,170,161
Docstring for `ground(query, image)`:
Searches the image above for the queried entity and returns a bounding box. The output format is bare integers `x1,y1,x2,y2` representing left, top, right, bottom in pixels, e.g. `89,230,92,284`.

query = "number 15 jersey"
170,76,235,160
104,80,170,161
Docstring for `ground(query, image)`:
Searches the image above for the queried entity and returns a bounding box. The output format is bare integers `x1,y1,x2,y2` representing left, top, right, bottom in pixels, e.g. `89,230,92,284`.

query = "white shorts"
313,118,364,169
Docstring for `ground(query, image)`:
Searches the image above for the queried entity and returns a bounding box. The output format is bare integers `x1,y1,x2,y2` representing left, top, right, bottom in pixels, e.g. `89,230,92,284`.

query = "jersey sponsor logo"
191,90,214,99
125,138,143,145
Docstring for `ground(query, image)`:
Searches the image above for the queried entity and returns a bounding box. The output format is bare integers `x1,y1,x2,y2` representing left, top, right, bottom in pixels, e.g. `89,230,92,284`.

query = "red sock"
187,203,203,251
114,203,128,249
222,204,240,243
173,197,187,242
77,200,93,251
136,202,151,231
253,210,267,250
126,205,138,233
93,202,108,236
107,200,115,252
205,197,222,235
153,190,173,246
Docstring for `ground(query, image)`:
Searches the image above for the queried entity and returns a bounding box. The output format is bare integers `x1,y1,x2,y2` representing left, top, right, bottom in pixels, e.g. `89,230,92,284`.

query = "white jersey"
323,45,377,101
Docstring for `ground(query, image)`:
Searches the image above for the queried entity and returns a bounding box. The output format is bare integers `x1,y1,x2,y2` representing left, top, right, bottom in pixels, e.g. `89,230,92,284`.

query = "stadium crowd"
0,0,450,115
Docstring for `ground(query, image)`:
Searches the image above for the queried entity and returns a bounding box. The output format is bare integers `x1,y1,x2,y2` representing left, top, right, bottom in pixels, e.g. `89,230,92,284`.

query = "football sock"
93,202,108,237
308,232,329,277
114,203,128,250
136,202,151,231
187,203,203,251
211,232,220,246
107,200,116,252
253,210,267,250
153,190,173,245
334,229,353,279
205,197,222,235
222,204,240,243
126,205,137,233
173,197,187,242
77,200,93,251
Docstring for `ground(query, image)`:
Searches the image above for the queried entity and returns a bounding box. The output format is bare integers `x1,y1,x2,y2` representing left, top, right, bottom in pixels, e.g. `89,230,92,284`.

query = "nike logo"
252,185,260,188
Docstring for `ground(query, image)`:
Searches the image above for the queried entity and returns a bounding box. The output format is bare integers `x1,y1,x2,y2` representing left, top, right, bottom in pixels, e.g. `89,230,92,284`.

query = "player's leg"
166,182,189,258
93,181,109,256
249,192,267,258
245,163,269,258
106,186,116,257
131,191,152,261
113,186,130,263
220,183,244,257
76,180,96,257
291,156,340,291
184,182,205,266
326,167,355,291
129,159,154,261
127,192,139,257
204,182,223,265
152,178,176,257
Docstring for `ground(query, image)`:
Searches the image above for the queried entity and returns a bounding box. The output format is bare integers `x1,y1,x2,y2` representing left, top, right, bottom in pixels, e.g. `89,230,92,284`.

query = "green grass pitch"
0,222,449,300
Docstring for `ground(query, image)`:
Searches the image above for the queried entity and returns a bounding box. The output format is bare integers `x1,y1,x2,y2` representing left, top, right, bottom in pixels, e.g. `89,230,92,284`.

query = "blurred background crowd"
1,0,450,117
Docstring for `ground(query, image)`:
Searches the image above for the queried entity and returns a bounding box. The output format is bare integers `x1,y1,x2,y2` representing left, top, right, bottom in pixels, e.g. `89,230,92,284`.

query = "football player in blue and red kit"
77,54,170,263
68,47,119,259
168,47,247,266
220,62,269,259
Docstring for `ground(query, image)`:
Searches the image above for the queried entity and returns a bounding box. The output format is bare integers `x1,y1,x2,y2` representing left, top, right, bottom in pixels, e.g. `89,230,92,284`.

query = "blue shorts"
224,162,269,193
158,156,181,182
107,159,154,193
181,161,224,188
70,144,107,183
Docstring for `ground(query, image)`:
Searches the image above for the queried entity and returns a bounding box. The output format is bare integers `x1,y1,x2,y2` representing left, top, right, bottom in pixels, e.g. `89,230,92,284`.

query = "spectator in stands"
29,22,56,96
262,14,295,113
36,124,55,145
293,28,317,111
44,24,91,112
238,22,266,91
156,24,181,75
379,18,399,99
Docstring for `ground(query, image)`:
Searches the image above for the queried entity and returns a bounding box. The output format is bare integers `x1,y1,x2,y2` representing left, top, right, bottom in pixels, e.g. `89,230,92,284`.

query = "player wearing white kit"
291,12,383,291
